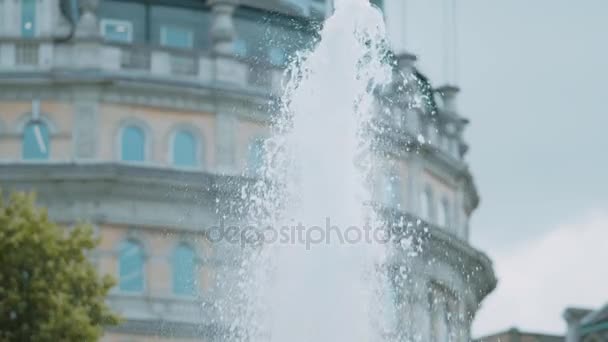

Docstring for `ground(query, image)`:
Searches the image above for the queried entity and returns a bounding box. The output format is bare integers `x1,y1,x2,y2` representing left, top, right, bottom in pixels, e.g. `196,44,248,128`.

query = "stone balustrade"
0,38,285,95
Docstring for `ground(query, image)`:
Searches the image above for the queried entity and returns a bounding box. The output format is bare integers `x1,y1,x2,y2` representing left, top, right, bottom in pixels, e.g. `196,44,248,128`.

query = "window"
121,125,145,162
99,1,147,44
150,5,211,50
118,240,145,293
172,244,196,296
172,130,197,167
420,186,435,223
383,172,402,209
161,25,193,49
247,139,265,176
438,197,450,228
21,0,36,38
101,19,133,43
22,121,49,160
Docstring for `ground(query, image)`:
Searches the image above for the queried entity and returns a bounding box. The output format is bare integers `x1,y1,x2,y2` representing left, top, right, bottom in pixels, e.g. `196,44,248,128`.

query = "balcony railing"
15,41,39,66
0,38,285,95
107,293,216,324
120,47,151,71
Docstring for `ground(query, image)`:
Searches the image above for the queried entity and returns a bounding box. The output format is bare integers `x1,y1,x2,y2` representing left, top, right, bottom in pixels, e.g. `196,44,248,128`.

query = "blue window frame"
101,19,133,43
247,139,265,176
121,125,145,162
172,130,197,167
119,240,145,293
21,0,36,38
22,121,49,160
172,244,196,296
160,25,193,49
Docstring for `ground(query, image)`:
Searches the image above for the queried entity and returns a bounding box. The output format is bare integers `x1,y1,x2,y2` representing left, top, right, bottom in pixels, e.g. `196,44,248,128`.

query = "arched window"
121,125,145,162
247,138,265,176
383,171,402,209
437,197,450,228
118,240,145,293
420,186,435,223
172,244,196,296
172,130,197,167
22,120,49,160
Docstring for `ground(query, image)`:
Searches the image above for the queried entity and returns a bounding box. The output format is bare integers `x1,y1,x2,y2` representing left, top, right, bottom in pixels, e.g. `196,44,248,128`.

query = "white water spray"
241,1,398,341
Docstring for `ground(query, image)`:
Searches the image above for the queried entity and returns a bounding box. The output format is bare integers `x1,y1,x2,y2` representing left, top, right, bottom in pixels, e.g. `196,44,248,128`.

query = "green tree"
0,191,119,341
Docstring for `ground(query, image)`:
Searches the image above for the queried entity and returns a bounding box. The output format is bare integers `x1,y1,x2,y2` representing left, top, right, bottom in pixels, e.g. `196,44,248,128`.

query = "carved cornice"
106,318,226,340
381,208,496,306
0,72,274,123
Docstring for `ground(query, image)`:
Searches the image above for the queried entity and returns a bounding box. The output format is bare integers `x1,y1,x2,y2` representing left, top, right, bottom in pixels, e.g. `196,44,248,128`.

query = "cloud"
472,209,608,337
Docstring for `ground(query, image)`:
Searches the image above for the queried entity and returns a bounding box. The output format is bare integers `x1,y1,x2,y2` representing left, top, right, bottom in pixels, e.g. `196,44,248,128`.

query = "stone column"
214,109,237,174
52,0,71,38
72,0,103,69
409,282,431,342
209,0,239,56
75,0,100,39
435,85,460,115
209,0,248,85
396,52,417,75
73,87,100,160
457,301,474,342
455,181,465,239
406,156,423,216
209,0,241,174
564,308,588,342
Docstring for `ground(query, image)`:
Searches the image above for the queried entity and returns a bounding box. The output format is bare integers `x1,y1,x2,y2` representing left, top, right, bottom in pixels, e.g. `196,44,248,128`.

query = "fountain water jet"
239,1,400,341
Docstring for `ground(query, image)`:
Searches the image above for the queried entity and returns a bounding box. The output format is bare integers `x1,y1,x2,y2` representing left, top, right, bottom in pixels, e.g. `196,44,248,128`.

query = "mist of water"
239,1,399,341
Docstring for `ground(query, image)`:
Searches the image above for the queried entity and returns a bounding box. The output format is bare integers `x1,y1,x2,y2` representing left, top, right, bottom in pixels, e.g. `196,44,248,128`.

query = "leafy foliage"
0,191,119,341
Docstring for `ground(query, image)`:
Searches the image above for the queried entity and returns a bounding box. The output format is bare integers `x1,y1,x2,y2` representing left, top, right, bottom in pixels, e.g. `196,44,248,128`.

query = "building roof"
475,328,563,342
581,304,608,326
578,303,608,337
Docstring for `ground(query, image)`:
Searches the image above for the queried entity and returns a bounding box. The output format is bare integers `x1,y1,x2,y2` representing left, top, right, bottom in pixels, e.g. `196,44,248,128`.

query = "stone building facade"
475,328,564,342
565,305,608,342
0,0,495,341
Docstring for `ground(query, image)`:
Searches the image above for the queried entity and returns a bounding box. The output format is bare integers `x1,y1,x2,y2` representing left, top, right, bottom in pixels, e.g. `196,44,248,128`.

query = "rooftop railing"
0,38,285,96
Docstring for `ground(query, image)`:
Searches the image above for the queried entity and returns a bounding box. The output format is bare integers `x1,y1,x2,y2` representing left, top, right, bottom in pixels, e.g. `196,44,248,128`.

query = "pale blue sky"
403,0,608,336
